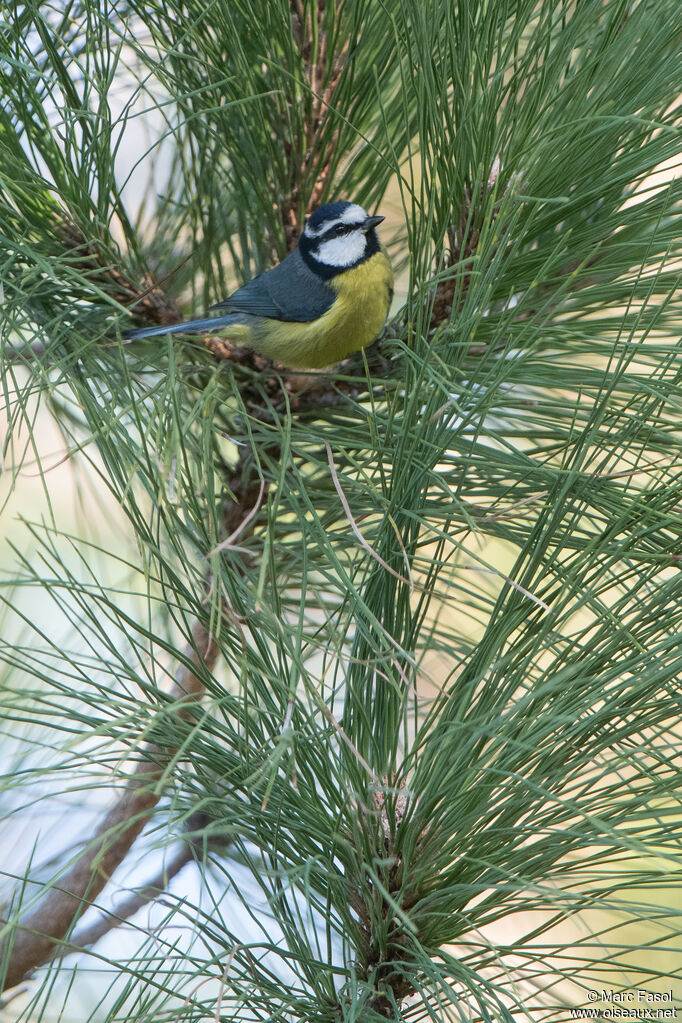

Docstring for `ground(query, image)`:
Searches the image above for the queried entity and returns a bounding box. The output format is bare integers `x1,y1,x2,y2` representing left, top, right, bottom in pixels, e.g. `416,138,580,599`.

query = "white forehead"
304,203,368,238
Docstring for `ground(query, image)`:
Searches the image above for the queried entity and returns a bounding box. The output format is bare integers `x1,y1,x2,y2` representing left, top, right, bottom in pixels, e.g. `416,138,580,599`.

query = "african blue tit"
123,201,394,369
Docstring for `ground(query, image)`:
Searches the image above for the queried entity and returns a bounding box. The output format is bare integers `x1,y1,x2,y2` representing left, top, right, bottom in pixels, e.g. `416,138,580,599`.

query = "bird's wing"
211,248,336,323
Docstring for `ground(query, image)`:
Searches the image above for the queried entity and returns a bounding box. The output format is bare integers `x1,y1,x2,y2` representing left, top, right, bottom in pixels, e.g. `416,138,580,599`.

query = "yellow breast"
248,250,394,369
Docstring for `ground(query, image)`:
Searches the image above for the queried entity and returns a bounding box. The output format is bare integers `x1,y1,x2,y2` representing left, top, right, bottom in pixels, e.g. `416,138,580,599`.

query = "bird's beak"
362,215,385,232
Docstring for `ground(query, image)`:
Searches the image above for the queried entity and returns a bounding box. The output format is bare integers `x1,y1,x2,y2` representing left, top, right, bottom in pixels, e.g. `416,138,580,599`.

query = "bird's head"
298,201,385,278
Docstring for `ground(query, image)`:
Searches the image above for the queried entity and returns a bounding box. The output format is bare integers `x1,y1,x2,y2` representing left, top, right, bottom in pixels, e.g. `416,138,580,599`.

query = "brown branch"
1,308,280,990
2,340,46,363
429,190,482,327
2,413,273,992
57,218,183,327
348,784,427,1019
1,619,217,992
278,0,349,251
68,839,196,953
430,159,511,330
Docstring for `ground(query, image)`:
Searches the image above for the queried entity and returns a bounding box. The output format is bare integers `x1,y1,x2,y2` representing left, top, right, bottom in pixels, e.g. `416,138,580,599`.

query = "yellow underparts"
219,250,394,369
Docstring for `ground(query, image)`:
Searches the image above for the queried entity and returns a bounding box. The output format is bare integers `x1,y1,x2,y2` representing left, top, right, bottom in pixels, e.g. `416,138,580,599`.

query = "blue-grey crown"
306,201,353,232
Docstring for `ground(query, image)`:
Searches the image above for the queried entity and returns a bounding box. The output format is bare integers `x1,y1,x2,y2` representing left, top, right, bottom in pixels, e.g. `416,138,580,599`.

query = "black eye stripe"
321,222,362,240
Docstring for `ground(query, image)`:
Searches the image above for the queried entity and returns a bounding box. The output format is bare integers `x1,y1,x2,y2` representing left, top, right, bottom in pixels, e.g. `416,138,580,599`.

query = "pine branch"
56,219,183,327
280,0,350,250
1,618,217,992
1,414,280,989
68,827,203,952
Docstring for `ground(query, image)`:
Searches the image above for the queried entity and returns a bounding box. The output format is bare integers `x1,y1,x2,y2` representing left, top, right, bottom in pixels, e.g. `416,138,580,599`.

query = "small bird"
123,201,394,369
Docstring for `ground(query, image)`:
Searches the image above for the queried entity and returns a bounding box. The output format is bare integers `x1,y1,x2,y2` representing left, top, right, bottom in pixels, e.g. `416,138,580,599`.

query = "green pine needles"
1,0,682,1020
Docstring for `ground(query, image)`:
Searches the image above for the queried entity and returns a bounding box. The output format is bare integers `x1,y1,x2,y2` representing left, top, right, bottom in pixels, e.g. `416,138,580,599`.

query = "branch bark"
69,838,196,953
1,619,217,992
278,0,349,252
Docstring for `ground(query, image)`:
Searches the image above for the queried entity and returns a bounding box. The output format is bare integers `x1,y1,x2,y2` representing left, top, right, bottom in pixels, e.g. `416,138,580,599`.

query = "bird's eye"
332,224,347,237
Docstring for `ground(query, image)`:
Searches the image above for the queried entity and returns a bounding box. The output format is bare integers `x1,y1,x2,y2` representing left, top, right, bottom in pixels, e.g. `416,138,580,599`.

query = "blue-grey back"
212,248,336,323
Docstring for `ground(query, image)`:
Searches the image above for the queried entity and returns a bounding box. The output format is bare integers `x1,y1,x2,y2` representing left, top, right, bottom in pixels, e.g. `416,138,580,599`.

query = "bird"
122,201,394,370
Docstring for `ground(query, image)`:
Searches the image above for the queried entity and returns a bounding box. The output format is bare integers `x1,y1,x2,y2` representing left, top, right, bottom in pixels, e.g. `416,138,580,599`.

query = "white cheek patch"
314,231,367,267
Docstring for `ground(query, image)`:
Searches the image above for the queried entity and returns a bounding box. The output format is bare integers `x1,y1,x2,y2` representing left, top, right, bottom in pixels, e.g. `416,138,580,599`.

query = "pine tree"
1,1,682,1020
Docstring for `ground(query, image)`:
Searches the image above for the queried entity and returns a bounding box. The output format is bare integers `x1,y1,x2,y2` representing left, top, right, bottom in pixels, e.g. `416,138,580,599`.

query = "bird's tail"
122,314,240,341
